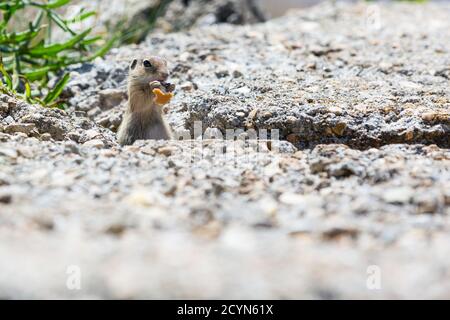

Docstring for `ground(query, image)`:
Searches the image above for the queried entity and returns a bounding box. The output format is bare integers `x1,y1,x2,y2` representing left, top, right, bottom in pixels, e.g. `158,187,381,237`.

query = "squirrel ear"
130,59,137,70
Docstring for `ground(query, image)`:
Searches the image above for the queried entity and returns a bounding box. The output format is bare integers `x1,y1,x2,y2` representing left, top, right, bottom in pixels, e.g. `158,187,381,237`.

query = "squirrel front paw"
149,81,175,93
164,83,176,93
149,81,164,91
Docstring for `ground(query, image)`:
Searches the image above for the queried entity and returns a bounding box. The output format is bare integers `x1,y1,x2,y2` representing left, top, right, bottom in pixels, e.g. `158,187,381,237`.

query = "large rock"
68,2,450,148
0,94,116,145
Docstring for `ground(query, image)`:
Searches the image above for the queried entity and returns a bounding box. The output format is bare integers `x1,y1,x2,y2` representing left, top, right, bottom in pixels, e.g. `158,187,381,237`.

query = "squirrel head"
128,56,169,91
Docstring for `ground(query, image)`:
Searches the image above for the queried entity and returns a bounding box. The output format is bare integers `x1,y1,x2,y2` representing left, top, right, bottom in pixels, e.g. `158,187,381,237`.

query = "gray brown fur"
117,56,172,145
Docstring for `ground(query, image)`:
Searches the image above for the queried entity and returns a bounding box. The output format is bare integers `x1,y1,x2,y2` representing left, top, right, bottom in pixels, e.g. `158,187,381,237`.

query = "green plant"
115,0,173,45
0,0,116,108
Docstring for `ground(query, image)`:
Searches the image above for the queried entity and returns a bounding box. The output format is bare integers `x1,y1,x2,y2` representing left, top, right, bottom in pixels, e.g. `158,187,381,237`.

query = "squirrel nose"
160,72,169,80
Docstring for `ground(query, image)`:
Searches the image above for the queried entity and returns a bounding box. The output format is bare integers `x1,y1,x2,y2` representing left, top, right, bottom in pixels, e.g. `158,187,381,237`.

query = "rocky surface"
0,95,116,146
68,2,449,149
0,2,449,299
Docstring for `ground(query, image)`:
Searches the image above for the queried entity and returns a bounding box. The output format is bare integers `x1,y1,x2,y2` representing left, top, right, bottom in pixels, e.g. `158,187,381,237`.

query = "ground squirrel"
117,56,175,145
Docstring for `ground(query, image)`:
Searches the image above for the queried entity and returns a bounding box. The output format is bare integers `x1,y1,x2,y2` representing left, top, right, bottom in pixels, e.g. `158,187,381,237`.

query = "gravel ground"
0,2,449,299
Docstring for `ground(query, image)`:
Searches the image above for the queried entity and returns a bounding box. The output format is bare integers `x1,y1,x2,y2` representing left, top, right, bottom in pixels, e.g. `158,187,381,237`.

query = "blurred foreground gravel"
0,2,449,298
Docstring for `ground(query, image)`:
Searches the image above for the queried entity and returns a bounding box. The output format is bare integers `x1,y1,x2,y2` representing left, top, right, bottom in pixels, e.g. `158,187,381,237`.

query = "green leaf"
48,11,73,34
0,2,25,23
29,28,91,56
0,56,13,89
19,76,33,102
0,3,11,10
80,36,102,46
0,21,7,33
33,11,45,29
66,11,96,24
24,66,55,81
0,26,45,44
44,73,70,104
14,27,43,42
39,0,72,9
0,2,21,11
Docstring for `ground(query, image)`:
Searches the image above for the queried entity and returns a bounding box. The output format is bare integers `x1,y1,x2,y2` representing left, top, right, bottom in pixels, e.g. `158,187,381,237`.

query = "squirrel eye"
143,60,152,68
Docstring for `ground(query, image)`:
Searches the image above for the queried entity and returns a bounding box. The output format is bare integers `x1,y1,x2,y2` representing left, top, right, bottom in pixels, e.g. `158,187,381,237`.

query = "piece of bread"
152,88,174,105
